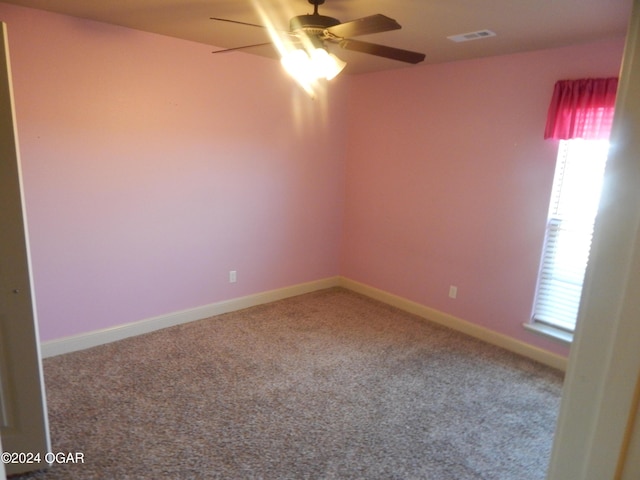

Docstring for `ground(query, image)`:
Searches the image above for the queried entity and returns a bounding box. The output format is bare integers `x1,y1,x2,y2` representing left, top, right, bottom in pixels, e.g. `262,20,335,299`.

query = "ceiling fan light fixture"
309,48,346,80
281,48,314,84
281,46,346,85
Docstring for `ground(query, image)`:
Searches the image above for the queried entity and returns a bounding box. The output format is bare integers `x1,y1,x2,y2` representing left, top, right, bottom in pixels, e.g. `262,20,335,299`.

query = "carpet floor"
11,288,564,479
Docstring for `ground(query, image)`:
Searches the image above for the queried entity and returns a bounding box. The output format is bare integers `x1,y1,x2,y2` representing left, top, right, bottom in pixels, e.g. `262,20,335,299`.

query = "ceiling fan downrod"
309,0,325,15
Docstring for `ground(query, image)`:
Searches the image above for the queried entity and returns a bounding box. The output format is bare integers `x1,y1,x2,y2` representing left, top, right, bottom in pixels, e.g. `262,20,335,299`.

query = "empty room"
1,0,639,478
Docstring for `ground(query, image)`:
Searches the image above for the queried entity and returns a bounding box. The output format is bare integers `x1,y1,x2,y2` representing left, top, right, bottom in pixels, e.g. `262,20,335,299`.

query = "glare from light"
280,48,316,95
309,48,346,80
250,0,290,55
280,47,346,95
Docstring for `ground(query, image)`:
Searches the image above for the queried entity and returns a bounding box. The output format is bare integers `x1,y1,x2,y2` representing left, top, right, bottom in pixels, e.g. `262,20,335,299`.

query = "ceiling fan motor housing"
290,14,341,35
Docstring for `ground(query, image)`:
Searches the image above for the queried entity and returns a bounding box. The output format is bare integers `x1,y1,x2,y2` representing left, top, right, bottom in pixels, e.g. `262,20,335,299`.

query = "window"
527,77,617,341
531,139,609,334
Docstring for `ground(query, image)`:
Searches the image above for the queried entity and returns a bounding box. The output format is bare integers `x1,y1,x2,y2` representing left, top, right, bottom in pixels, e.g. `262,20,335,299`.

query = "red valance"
544,78,618,140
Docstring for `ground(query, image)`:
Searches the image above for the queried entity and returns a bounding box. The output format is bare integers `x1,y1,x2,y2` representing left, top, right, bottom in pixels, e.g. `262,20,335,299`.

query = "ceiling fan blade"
211,42,274,54
210,17,268,29
339,39,425,64
210,17,297,40
325,14,401,39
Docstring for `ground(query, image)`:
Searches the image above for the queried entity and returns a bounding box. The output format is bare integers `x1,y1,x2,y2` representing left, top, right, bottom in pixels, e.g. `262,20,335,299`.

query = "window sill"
523,322,573,344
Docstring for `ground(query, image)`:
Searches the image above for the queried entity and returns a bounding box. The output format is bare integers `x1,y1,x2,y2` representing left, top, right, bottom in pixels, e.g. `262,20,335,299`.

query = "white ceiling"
0,0,633,74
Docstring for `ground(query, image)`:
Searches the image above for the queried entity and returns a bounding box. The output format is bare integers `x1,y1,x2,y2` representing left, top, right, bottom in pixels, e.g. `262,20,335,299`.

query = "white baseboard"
40,277,341,358
338,277,568,372
41,275,567,372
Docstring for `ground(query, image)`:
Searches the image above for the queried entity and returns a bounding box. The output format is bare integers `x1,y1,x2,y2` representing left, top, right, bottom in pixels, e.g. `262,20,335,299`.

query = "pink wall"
341,38,625,356
0,2,626,358
0,4,348,342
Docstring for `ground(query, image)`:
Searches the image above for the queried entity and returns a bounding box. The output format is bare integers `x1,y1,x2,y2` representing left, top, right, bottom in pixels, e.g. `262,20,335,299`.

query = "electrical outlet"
229,270,237,283
448,285,458,299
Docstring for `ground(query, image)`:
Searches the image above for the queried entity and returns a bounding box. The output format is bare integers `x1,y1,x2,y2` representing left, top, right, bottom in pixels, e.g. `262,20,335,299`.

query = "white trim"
523,321,573,344
0,432,5,480
338,277,568,372
41,277,341,358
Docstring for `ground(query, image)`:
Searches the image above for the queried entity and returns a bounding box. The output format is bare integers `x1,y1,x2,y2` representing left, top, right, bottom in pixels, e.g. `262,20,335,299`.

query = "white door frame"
0,434,6,480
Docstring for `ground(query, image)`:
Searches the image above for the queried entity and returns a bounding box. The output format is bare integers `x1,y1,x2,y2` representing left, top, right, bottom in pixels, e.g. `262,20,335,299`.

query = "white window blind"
532,139,609,332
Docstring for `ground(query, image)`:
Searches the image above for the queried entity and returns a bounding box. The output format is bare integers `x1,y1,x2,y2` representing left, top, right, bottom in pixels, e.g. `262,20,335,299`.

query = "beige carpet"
11,288,563,479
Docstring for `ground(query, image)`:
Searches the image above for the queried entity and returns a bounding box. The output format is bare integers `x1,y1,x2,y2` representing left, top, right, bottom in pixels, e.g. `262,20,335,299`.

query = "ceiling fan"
210,0,426,65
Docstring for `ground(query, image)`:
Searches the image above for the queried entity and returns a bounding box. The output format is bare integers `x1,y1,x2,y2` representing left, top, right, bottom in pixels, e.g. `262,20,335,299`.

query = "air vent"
447,30,496,43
